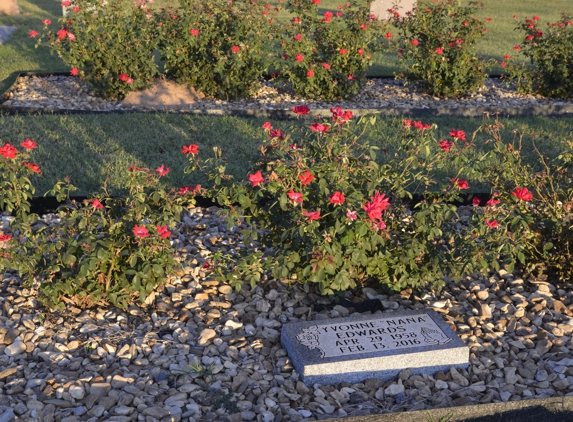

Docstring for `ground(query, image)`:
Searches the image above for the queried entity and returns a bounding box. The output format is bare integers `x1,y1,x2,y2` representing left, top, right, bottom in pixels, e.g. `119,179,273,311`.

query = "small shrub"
390,0,492,98
9,161,195,310
194,107,486,294
467,121,573,280
502,13,573,98
33,0,160,99
158,0,278,100
278,0,385,101
0,139,42,278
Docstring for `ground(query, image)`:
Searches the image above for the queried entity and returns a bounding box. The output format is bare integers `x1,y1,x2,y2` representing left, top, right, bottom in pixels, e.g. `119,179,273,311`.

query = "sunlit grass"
1,112,571,196
0,0,568,96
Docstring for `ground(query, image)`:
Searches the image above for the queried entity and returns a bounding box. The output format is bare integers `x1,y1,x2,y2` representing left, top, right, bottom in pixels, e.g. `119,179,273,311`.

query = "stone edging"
2,72,573,120
326,395,573,422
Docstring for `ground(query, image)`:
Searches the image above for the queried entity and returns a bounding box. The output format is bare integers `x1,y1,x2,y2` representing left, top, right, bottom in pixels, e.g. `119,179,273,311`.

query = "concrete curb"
327,396,573,422
2,72,573,119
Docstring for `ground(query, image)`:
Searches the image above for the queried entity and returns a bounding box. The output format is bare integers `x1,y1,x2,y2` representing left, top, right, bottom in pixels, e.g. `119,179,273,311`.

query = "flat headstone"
281,309,468,386
370,0,416,21
0,27,17,45
0,0,19,16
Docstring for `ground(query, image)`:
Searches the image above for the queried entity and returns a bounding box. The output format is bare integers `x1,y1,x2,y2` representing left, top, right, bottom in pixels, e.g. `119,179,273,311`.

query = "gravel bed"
1,206,573,422
3,75,573,112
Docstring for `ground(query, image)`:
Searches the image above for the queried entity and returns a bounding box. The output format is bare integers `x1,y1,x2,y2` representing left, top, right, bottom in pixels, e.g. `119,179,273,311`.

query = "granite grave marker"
281,310,468,386
370,0,417,21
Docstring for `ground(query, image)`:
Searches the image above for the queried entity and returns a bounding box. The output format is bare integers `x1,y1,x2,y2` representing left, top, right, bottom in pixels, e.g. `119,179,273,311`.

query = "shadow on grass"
461,406,573,422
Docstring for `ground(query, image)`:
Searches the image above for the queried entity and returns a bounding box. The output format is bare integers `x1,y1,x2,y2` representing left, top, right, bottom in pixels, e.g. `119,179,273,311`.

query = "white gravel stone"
1,207,573,420
4,75,573,114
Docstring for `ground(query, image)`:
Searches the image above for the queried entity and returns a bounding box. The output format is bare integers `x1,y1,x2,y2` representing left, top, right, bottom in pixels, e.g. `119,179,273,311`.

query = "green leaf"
153,264,164,276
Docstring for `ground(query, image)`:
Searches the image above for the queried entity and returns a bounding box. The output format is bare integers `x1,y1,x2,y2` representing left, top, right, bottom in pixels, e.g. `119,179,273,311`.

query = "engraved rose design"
420,326,451,345
296,325,326,358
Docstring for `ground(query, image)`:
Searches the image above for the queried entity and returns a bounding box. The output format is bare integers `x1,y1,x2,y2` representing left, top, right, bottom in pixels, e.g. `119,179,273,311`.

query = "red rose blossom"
248,170,264,187
24,162,41,173
57,29,67,39
91,199,104,209
133,225,149,238
439,140,454,152
486,198,500,206
262,122,273,130
0,143,18,159
70,67,79,76
155,164,170,176
231,45,240,53
119,73,129,82
485,219,499,228
181,144,199,155
302,210,320,220
330,106,352,124
292,105,310,115
295,53,304,62
156,224,171,239
190,29,199,36
322,62,331,69
270,129,284,140
329,191,345,204
288,190,303,203
309,123,330,133
21,139,37,149
472,197,481,206
411,39,419,46
307,69,314,77
449,129,466,141
512,187,533,201
29,30,39,38
453,178,470,189
298,170,314,185
413,121,431,130
42,19,52,25
0,234,12,242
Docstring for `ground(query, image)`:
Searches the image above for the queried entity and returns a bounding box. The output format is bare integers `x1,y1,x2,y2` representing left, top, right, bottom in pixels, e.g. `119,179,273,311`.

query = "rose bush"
192,107,490,294
502,13,573,98
390,0,493,97
33,0,160,99
463,121,573,280
5,158,197,310
0,139,42,280
158,0,278,99
277,0,387,100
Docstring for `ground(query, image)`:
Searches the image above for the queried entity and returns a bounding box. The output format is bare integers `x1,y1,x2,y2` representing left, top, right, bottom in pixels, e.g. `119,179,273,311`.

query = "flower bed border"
2,71,573,119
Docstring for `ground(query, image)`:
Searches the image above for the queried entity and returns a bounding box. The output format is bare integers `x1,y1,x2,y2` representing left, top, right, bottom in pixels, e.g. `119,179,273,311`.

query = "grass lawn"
0,112,571,196
0,0,569,95
1,0,572,198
